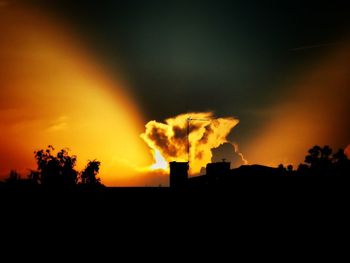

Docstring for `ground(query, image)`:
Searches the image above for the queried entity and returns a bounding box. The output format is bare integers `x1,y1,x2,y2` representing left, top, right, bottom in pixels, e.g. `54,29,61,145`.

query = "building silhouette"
170,160,231,188
206,160,230,177
169,162,189,188
186,160,231,187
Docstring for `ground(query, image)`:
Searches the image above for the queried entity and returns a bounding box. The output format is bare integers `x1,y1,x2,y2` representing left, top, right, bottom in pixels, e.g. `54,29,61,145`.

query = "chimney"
169,162,189,188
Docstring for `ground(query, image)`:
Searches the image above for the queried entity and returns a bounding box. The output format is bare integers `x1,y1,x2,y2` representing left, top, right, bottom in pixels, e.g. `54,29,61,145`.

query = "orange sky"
0,4,154,186
245,44,350,167
0,3,349,186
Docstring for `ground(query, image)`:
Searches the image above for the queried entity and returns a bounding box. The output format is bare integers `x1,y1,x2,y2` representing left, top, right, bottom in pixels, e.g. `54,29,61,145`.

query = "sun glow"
141,112,239,174
150,150,169,171
0,4,152,185
245,43,350,166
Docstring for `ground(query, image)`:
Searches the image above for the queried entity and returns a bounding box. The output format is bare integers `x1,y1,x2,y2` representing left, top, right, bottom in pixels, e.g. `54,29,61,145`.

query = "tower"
169,162,189,188
206,160,231,185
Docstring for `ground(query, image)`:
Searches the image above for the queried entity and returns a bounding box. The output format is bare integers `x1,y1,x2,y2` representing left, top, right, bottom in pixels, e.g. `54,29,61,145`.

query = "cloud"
46,116,68,132
211,142,248,168
141,112,239,174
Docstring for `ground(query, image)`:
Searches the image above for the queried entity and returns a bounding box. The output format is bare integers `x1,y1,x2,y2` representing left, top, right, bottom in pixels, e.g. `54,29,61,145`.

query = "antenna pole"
187,117,190,163
186,116,211,165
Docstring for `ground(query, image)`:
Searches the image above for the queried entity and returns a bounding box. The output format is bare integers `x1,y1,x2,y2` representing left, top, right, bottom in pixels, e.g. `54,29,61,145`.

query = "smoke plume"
232,143,249,165
141,112,239,174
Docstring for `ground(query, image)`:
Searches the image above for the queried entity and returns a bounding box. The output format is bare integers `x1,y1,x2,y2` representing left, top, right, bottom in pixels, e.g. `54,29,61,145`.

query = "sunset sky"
1,0,350,186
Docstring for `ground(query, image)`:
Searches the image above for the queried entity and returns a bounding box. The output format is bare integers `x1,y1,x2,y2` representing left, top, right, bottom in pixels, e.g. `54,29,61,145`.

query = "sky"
1,0,350,185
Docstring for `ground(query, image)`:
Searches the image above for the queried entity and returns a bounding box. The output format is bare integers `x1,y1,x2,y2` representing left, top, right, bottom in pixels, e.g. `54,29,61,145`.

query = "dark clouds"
22,0,350,160
147,126,178,157
34,1,350,132
212,143,243,167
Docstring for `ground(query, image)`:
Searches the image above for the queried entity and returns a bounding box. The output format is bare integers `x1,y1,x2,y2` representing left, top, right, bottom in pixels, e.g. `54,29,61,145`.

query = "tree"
332,149,348,165
305,145,322,168
302,145,350,176
332,148,350,176
28,170,40,184
278,164,287,174
34,145,78,187
305,145,333,171
80,160,101,185
5,170,21,184
297,164,309,175
321,145,332,160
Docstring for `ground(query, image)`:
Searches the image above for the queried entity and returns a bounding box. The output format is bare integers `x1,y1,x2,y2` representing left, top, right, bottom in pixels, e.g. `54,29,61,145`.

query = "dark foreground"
1,176,349,203
1,177,348,242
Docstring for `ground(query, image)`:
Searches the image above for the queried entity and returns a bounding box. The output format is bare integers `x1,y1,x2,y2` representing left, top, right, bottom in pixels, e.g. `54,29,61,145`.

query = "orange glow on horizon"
245,43,350,167
150,150,169,171
0,4,153,185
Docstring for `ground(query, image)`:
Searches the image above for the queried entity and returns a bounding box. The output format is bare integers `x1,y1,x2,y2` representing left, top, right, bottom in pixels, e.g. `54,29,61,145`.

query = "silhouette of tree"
332,148,350,176
304,145,334,174
302,145,350,177
34,145,78,187
321,145,332,160
297,164,309,175
318,145,333,173
278,164,287,175
305,145,322,168
28,170,40,184
278,164,285,170
333,149,348,165
80,160,101,185
5,170,21,184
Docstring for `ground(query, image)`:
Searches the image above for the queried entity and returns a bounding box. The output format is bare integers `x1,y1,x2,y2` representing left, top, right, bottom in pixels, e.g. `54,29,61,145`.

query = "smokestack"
169,162,189,189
